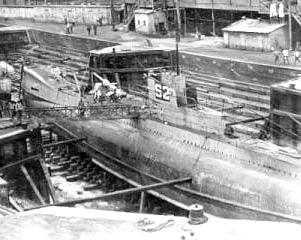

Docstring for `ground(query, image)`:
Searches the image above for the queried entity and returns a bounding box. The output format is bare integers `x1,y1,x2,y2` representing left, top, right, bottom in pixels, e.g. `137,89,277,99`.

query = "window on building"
143,21,146,26
138,20,140,25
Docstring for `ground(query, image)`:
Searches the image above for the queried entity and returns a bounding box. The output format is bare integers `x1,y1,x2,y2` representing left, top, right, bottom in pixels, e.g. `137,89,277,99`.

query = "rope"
135,217,175,232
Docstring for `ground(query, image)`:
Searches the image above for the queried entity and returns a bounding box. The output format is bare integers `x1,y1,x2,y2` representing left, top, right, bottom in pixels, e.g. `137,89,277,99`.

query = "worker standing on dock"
9,101,16,119
93,23,98,36
15,100,23,122
272,46,281,65
69,22,73,34
86,24,92,36
97,16,103,27
282,48,290,65
294,43,300,65
66,22,71,34
78,98,85,117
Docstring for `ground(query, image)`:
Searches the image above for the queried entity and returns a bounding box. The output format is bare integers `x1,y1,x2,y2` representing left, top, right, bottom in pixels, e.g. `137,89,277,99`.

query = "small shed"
134,9,166,35
222,18,289,52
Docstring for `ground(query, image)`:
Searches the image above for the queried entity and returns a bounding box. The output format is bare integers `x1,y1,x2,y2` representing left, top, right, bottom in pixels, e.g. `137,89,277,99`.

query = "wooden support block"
8,196,23,212
66,174,82,182
70,156,80,162
20,165,46,205
139,191,146,213
57,160,72,167
84,184,100,191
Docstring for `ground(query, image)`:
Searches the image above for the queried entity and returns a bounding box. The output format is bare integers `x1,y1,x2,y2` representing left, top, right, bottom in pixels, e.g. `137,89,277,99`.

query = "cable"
135,217,175,232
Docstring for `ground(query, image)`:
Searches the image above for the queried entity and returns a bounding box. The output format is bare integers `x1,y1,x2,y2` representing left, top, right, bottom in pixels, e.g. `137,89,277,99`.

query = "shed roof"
134,9,154,14
222,18,286,34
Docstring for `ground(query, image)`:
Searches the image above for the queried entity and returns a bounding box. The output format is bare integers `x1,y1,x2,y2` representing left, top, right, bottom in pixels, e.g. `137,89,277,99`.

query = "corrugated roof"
222,18,286,34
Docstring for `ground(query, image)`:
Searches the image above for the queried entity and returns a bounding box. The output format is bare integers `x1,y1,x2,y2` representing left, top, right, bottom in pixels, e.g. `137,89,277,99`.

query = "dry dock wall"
28,29,119,55
180,52,301,86
0,5,112,24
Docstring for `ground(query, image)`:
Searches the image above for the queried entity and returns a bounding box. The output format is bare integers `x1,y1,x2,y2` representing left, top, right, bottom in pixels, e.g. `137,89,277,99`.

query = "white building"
134,9,166,35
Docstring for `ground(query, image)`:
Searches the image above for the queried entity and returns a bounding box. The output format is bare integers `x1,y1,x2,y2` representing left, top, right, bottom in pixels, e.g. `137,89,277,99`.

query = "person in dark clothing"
78,98,85,117
97,16,103,26
87,24,92,35
93,24,97,35
10,101,16,118
272,46,281,65
69,22,73,33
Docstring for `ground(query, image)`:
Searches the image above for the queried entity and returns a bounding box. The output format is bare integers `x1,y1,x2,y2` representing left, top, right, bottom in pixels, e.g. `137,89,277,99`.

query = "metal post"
211,0,216,36
175,0,181,35
111,0,115,31
288,0,293,50
176,35,180,75
194,9,198,33
183,9,187,37
139,191,146,213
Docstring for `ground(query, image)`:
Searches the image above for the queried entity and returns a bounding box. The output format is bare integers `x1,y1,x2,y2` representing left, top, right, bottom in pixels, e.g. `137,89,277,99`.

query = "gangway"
22,104,148,121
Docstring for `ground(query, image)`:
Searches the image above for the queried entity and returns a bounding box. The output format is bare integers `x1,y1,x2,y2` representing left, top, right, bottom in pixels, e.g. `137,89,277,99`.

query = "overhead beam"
0,155,40,172
226,116,268,127
42,138,86,149
25,177,192,211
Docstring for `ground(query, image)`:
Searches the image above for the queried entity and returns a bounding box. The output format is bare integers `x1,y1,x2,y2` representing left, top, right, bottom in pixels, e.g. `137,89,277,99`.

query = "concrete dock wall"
180,52,301,86
29,29,119,55
0,5,112,25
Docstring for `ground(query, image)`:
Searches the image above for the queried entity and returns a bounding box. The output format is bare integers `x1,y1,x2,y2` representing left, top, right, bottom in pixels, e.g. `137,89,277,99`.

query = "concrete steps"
191,81,270,105
23,50,86,70
184,69,270,95
33,47,88,65
18,46,90,84
42,45,87,57
196,90,270,113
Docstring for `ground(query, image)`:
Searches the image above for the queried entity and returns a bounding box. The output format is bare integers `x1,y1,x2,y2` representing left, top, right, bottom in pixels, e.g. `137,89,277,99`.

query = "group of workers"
272,42,301,65
0,100,23,120
64,16,103,36
91,82,125,104
64,17,75,34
